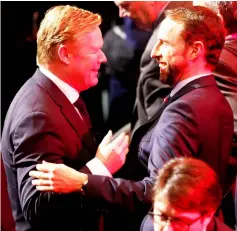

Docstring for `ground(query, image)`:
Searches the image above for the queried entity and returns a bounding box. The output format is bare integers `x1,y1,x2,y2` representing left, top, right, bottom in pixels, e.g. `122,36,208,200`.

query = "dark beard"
160,64,179,86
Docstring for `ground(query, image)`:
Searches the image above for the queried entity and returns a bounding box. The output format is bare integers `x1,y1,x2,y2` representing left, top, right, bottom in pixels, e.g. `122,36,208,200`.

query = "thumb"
99,130,112,147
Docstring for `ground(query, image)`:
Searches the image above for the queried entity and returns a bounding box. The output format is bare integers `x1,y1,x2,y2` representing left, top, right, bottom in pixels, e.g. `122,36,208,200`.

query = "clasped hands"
29,131,129,193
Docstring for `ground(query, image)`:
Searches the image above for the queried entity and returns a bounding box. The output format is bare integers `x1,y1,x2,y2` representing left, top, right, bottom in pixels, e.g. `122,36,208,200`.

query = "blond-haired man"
1,5,129,231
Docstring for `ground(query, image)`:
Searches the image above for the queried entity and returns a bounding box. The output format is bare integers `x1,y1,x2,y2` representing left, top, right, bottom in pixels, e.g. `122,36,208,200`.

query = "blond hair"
37,5,102,65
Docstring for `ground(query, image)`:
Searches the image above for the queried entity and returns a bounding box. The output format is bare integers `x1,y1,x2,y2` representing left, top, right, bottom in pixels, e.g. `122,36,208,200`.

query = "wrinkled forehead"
157,17,184,40
73,26,103,47
114,1,127,7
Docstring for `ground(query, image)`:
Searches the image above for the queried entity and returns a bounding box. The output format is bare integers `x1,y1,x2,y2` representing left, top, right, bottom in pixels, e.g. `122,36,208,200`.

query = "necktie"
163,95,171,104
73,97,91,128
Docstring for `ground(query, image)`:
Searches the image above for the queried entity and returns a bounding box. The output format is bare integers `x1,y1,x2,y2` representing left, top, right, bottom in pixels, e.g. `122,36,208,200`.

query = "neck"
41,62,68,82
174,62,212,85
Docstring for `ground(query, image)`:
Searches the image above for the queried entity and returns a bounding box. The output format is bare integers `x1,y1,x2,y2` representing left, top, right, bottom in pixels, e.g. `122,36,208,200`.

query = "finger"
110,132,125,148
36,163,54,172
112,134,128,154
29,170,51,179
118,135,129,153
42,160,53,164
120,148,129,163
32,179,53,186
36,185,54,191
99,130,112,147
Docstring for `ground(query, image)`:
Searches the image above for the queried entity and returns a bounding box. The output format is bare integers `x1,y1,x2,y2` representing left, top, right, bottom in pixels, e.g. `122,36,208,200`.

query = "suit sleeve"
13,111,91,227
83,100,200,210
148,99,200,177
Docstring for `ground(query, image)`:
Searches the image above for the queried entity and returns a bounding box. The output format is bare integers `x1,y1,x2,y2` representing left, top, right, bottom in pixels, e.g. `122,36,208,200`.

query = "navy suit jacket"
84,75,234,230
1,69,104,231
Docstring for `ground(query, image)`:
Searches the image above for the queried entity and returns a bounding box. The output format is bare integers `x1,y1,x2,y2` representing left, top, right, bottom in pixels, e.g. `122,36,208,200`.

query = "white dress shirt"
39,66,112,177
170,73,212,97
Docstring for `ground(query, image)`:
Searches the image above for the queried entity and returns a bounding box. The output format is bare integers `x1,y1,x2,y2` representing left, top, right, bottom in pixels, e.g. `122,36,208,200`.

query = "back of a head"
36,5,102,66
153,157,221,214
165,6,226,70
217,1,237,34
194,1,237,34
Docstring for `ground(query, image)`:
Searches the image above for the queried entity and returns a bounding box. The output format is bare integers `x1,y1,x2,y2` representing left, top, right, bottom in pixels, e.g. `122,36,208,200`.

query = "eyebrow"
159,38,170,44
154,209,197,224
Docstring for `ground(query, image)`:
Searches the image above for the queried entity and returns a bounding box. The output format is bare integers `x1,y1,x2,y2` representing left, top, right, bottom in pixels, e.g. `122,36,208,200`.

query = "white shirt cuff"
86,157,113,177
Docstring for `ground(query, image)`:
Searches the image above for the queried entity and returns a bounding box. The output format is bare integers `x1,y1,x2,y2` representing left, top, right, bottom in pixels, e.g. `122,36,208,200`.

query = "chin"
89,78,98,87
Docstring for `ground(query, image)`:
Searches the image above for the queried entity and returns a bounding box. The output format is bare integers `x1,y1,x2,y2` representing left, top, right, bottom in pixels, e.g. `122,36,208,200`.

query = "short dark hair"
153,157,221,214
165,6,226,70
218,1,237,34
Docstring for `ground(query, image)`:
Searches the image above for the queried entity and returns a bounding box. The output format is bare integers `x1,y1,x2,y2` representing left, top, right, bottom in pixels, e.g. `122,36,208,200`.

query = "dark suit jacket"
132,1,192,133
214,37,237,136
1,69,103,231
1,157,16,231
214,37,237,229
84,76,233,231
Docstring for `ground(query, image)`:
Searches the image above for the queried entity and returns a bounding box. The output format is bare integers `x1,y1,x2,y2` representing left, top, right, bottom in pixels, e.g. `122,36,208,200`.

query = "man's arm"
13,111,86,226
13,111,128,226
30,99,200,214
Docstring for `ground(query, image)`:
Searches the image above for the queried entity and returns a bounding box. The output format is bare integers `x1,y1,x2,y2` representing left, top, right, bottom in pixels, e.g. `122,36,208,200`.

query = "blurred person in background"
101,17,152,132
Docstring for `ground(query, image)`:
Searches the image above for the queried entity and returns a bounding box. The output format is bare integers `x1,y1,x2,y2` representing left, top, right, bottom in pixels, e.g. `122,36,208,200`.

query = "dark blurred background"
1,1,119,132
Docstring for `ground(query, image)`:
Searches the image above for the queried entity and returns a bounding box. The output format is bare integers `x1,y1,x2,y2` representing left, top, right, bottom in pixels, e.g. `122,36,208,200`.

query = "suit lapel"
131,75,217,147
149,75,216,124
32,69,97,150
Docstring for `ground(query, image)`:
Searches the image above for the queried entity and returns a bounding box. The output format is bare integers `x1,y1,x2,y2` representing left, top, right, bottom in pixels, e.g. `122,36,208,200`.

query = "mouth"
158,62,167,69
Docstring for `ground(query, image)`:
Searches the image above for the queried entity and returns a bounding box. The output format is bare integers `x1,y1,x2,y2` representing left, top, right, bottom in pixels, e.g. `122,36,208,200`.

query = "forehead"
157,17,184,42
154,201,201,219
115,1,143,8
74,27,103,48
115,1,131,7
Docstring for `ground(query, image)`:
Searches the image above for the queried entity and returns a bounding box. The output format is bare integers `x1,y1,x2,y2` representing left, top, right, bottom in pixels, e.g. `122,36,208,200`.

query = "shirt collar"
38,65,79,104
170,73,212,97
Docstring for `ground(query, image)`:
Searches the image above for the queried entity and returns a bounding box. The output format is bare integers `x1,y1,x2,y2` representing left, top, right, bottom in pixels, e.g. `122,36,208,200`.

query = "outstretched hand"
96,130,129,174
29,161,88,193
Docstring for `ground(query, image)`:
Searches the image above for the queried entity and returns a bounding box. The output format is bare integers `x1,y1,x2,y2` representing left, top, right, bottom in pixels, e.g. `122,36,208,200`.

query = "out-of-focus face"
152,200,212,231
67,27,107,92
114,1,156,30
151,17,191,86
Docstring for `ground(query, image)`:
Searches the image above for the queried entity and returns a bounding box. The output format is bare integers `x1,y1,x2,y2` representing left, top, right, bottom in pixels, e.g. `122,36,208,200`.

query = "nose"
99,50,107,63
151,40,161,60
119,6,130,18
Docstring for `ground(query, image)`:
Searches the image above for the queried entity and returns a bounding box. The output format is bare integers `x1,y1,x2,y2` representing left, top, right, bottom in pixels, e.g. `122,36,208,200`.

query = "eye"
157,214,167,222
162,41,169,46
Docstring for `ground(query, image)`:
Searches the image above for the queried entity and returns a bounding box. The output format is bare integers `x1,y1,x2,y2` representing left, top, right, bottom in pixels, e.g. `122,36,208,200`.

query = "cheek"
153,223,163,231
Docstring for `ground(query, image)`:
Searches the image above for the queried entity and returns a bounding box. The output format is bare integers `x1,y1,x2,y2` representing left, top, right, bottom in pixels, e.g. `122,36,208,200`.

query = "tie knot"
74,97,86,112
73,97,91,128
163,95,170,103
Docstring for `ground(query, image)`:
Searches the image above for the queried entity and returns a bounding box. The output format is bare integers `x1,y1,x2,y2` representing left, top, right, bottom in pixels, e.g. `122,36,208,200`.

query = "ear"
189,41,204,61
57,44,70,65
